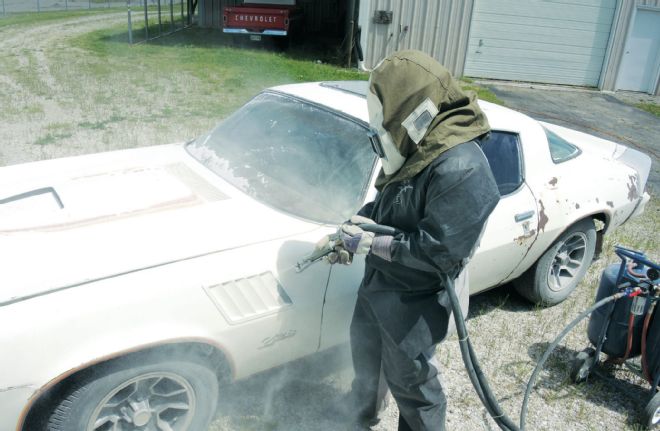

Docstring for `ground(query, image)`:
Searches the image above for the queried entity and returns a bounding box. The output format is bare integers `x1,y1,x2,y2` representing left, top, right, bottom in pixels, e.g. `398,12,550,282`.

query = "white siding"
464,0,617,86
358,0,474,76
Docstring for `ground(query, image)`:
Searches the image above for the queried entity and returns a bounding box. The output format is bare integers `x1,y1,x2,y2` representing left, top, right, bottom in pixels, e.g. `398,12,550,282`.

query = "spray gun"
295,223,400,272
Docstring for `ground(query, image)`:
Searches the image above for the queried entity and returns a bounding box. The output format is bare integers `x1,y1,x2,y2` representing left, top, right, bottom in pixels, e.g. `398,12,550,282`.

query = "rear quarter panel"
508,122,640,281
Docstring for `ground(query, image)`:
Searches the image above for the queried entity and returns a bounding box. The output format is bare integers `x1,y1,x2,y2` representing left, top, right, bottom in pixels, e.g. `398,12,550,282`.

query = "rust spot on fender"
575,203,580,209
595,198,600,203
538,200,549,232
627,175,639,202
549,177,558,186
514,229,537,245
606,201,614,208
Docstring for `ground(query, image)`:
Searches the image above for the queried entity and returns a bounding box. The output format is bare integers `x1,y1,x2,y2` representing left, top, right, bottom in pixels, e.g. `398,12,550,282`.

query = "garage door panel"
467,46,608,69
473,14,613,33
465,67,600,86
465,59,603,79
469,24,611,48
465,0,616,86
476,0,617,8
468,40,607,57
476,1,616,22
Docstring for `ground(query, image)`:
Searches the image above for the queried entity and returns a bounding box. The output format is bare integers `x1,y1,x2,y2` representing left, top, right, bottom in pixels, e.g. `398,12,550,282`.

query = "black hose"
441,272,520,431
360,224,625,430
442,270,625,431
518,292,624,430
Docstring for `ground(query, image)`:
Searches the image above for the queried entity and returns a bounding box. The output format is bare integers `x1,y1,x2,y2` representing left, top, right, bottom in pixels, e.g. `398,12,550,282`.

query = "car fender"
0,267,235,431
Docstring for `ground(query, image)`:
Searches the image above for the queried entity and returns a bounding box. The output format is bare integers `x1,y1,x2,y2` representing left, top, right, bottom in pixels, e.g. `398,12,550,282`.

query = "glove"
315,235,353,265
339,223,375,255
326,245,353,265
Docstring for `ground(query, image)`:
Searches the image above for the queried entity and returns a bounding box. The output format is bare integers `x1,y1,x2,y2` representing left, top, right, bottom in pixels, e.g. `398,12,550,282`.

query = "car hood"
0,144,319,306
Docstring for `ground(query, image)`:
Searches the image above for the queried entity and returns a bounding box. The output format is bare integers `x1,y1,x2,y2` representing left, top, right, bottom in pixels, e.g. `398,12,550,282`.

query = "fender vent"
204,272,292,324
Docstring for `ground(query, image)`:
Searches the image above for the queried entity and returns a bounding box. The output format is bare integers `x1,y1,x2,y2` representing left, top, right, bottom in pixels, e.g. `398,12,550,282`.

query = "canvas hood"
368,50,490,190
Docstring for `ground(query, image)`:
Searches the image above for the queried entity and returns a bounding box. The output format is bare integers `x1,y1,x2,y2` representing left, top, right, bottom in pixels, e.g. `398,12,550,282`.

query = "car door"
468,131,539,293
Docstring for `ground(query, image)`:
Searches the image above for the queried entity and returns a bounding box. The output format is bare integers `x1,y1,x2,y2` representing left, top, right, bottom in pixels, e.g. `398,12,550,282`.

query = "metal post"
2,0,5,16
180,0,184,29
143,0,149,40
37,0,40,13
89,0,91,9
169,0,174,33
127,0,133,44
157,0,162,36
65,0,68,11
108,0,110,8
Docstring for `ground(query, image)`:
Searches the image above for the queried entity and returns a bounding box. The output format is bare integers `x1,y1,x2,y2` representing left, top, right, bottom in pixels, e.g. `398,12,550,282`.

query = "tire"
570,347,596,384
46,358,219,431
643,391,660,429
514,218,596,306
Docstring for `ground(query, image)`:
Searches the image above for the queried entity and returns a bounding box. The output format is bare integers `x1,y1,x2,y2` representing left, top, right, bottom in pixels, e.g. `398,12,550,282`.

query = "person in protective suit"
329,50,500,430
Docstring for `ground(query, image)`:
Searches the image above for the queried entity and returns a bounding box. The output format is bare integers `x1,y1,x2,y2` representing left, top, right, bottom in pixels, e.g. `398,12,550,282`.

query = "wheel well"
21,342,231,431
589,213,607,259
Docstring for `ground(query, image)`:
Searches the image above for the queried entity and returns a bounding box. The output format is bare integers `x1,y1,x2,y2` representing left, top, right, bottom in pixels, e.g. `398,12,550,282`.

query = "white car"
0,81,651,431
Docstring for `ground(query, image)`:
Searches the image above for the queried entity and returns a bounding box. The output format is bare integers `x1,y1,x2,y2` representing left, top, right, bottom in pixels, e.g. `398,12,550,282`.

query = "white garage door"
465,0,617,86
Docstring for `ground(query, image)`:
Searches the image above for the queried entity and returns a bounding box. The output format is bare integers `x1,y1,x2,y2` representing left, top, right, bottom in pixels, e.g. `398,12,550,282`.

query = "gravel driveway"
1,13,657,431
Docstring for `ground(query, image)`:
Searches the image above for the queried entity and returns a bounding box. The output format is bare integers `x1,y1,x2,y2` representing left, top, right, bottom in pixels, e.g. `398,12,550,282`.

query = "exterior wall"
198,0,240,28
357,0,474,76
601,0,660,94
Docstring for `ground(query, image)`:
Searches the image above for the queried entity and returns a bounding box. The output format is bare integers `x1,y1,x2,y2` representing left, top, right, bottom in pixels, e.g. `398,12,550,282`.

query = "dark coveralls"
350,141,500,430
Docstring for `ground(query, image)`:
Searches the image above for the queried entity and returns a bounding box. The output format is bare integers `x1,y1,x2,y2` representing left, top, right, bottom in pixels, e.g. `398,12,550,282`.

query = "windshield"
186,92,376,223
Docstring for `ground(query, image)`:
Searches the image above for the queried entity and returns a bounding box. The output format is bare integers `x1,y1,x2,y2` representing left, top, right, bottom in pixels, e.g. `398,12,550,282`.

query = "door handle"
515,210,535,222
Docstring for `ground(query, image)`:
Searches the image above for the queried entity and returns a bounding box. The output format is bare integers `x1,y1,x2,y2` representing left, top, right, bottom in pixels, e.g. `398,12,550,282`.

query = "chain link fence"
127,0,193,44
1,0,130,14
1,0,195,45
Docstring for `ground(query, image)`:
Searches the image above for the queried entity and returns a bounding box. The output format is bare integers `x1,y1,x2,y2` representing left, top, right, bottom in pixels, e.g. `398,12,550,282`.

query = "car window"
479,131,523,196
186,92,376,224
544,127,581,163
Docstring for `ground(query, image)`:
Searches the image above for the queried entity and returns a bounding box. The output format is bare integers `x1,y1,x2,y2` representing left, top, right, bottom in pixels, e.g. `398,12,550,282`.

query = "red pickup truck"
223,1,303,40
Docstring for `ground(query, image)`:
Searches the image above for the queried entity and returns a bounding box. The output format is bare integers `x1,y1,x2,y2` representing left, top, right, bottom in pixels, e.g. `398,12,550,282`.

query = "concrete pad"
480,82,660,194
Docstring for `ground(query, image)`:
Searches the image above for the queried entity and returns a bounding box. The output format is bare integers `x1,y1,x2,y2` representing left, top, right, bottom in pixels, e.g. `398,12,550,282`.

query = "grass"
636,102,660,117
0,9,121,28
460,77,505,106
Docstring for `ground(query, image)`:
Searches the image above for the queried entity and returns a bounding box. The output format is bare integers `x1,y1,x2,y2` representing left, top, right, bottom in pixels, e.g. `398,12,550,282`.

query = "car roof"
272,81,537,133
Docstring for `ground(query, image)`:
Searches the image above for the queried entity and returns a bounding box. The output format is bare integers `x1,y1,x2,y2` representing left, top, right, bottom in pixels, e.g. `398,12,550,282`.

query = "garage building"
357,0,660,94
197,0,660,94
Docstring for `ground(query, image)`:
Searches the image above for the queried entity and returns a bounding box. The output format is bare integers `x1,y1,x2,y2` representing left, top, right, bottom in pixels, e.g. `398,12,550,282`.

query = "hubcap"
87,372,196,431
547,232,588,293
653,405,660,424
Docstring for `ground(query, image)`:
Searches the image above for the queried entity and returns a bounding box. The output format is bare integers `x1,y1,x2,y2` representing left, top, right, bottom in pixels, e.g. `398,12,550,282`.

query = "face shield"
366,87,406,175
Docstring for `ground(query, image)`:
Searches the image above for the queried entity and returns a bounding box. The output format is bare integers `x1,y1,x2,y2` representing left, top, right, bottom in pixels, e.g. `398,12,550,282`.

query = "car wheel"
514,218,596,306
643,390,660,429
46,358,219,431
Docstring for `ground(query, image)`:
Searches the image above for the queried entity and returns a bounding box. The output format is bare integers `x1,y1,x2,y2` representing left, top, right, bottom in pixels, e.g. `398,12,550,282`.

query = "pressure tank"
587,264,650,359
645,307,660,386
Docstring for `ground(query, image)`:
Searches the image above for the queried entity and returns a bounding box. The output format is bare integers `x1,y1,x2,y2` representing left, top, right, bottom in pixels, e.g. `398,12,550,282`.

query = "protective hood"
368,50,490,191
